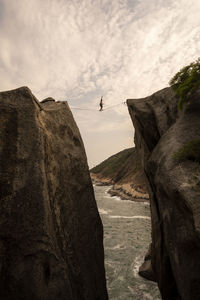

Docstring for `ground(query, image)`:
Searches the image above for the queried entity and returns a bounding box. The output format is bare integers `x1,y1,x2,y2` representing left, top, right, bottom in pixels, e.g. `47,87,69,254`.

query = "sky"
0,0,200,167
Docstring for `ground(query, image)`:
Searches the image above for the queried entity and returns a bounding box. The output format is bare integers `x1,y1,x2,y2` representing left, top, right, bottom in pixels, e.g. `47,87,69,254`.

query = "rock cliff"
127,87,200,300
0,87,108,300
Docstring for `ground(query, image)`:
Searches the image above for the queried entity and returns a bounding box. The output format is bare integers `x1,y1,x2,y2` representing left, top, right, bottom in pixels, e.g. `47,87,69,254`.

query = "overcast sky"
0,0,200,167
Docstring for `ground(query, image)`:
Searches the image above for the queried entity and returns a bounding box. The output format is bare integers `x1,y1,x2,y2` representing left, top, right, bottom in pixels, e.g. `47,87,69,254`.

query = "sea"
94,185,161,300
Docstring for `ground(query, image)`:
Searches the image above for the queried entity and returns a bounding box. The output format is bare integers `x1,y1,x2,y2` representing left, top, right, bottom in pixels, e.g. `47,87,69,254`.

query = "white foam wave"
132,255,143,278
106,244,124,250
143,293,154,300
105,193,150,204
141,201,150,206
112,244,123,249
105,195,125,202
98,208,109,215
109,215,151,220
104,186,113,193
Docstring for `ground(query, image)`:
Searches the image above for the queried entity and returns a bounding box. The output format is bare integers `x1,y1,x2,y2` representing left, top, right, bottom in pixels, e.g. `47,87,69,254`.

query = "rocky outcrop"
127,87,200,300
41,97,56,103
138,243,156,282
0,87,108,300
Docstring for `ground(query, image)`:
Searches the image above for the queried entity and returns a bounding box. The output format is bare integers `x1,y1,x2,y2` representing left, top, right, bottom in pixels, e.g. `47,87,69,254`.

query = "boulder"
128,87,200,300
139,259,156,282
0,87,108,300
139,243,156,282
41,97,56,103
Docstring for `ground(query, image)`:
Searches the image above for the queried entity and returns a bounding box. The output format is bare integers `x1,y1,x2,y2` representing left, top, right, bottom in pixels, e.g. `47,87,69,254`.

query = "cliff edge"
0,87,108,300
127,87,200,300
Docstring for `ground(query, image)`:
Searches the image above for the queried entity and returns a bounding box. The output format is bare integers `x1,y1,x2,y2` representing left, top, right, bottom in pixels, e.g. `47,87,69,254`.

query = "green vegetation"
90,148,137,178
173,139,200,163
169,58,200,110
188,168,200,192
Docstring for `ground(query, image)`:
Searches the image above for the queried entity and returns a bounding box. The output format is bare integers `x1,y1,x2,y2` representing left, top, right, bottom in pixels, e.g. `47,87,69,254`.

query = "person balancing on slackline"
99,96,103,111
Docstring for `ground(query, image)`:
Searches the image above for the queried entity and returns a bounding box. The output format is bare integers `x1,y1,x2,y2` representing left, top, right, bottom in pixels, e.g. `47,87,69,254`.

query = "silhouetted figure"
99,96,103,111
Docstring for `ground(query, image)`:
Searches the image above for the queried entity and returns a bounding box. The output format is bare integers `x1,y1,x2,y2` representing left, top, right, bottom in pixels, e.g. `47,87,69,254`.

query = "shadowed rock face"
128,87,200,300
0,87,108,300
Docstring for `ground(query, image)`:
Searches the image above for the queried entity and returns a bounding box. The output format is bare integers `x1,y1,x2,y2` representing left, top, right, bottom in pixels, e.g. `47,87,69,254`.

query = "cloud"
0,0,200,166
1,0,200,101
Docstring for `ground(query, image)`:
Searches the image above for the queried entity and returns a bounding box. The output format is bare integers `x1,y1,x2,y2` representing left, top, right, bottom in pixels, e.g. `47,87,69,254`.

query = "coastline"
91,173,149,202
108,183,149,202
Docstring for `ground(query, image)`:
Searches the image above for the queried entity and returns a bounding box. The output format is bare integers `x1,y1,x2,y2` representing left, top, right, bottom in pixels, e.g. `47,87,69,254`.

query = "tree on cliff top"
169,57,200,110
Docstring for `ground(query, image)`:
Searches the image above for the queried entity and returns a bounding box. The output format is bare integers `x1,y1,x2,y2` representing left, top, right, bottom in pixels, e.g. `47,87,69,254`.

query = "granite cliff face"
0,87,108,300
127,87,200,300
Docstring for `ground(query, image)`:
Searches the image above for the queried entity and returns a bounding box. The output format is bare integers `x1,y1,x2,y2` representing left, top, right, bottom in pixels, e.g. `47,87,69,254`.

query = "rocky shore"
91,173,149,202
90,147,149,202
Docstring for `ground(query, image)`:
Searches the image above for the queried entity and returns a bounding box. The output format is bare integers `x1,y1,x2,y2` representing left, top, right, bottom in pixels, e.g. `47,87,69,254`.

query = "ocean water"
94,185,161,300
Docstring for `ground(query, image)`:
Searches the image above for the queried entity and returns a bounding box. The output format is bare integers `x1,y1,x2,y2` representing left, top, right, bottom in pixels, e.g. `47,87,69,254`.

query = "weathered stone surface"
0,87,108,300
128,87,200,300
139,243,156,282
139,259,156,282
41,97,56,103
